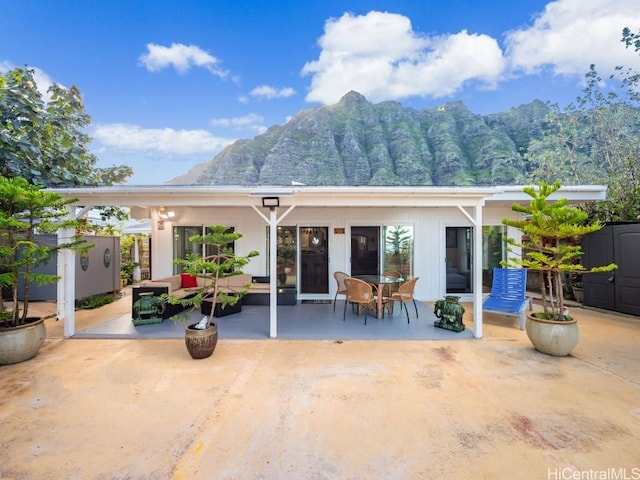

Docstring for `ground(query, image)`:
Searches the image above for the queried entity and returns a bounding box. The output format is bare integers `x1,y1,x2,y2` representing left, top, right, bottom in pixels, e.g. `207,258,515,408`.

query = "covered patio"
73,298,475,340
50,184,608,340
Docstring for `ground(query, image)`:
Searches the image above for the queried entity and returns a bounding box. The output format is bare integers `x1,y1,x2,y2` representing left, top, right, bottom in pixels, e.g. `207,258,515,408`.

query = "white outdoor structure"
51,185,607,339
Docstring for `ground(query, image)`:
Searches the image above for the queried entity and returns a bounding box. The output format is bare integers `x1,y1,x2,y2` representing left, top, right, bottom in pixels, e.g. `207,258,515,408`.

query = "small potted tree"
502,181,617,356
167,225,258,359
0,176,90,364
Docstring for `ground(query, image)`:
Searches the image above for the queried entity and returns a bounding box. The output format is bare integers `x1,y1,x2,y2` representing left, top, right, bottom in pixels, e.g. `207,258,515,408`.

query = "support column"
251,203,295,340
473,202,484,338
269,208,278,338
57,223,77,338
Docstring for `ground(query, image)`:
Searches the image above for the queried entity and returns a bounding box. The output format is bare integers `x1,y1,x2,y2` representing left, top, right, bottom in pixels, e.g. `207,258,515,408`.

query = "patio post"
473,201,483,338
269,207,278,338
57,209,76,337
252,200,296,339
456,201,484,338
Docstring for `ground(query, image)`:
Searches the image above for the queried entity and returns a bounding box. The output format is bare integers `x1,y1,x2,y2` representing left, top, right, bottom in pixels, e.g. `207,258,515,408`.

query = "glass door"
446,226,473,293
299,226,329,294
276,226,297,288
350,226,380,275
172,226,203,274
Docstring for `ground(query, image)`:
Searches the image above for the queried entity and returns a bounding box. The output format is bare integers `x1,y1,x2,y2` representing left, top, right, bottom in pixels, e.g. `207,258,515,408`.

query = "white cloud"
210,113,267,133
302,4,640,106
250,85,296,99
301,11,506,104
505,0,640,77
92,123,233,155
138,43,228,78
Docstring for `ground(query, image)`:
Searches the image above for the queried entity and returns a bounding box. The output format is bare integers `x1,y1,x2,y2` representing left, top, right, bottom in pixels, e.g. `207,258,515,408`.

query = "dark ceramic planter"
184,322,218,359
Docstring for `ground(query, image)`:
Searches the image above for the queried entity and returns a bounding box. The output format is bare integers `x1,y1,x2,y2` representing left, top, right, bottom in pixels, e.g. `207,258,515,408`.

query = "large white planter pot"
525,313,579,357
0,317,46,365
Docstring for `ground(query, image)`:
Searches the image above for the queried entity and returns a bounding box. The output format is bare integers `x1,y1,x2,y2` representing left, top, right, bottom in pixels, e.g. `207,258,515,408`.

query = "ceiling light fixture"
158,207,175,220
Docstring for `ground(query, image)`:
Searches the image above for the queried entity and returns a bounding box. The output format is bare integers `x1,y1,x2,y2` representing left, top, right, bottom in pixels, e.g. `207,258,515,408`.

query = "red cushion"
181,273,198,288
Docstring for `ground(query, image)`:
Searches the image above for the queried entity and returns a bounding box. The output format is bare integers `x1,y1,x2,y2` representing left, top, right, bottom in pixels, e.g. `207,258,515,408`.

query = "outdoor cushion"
181,273,198,288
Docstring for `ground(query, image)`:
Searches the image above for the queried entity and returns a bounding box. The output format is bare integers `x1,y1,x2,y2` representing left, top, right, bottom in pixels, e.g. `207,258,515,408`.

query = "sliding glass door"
350,226,380,275
445,226,472,293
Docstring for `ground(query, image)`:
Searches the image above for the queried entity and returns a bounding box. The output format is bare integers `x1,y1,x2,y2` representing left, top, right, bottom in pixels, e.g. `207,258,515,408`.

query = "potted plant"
0,176,90,364
501,181,617,356
167,225,258,359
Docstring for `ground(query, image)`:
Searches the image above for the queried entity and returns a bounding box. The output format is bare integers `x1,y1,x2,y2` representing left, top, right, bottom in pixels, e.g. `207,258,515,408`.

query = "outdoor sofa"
132,274,275,319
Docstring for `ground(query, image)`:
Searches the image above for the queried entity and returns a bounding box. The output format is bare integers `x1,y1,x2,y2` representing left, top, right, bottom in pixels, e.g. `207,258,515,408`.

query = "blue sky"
2,0,640,185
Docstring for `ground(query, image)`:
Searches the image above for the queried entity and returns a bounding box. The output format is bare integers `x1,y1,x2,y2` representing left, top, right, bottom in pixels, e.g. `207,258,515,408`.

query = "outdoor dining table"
352,274,405,319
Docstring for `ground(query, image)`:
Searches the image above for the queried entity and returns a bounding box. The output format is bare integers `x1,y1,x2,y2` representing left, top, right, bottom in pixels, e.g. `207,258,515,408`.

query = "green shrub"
75,294,116,310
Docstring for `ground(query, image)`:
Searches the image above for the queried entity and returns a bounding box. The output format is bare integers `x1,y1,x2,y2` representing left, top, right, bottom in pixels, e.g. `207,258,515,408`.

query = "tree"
622,27,640,52
169,226,259,326
0,176,90,326
522,101,599,186
0,67,132,187
524,29,640,222
502,182,616,320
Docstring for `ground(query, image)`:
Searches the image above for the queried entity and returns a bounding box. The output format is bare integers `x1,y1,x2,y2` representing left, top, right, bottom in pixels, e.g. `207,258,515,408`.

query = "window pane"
173,226,202,274
278,226,297,287
266,226,297,287
446,227,472,293
383,225,414,278
482,225,506,289
204,226,234,258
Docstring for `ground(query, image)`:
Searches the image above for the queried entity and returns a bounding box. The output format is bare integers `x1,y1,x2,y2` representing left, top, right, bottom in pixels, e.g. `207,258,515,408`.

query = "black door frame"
299,226,329,295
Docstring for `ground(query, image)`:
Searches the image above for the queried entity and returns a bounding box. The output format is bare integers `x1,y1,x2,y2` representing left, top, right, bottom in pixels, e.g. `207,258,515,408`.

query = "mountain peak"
337,91,369,106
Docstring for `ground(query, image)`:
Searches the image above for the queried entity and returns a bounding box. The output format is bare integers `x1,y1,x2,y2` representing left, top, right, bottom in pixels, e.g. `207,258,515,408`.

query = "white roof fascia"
49,184,607,209
489,185,607,204
50,185,499,209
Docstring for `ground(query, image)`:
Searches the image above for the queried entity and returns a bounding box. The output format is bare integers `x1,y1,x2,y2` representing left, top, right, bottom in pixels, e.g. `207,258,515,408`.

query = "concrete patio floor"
71,295,475,341
1,292,639,479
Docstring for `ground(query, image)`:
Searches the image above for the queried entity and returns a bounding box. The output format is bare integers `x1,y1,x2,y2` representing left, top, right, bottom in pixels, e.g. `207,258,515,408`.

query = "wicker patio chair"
333,271,349,311
391,276,419,323
382,270,403,312
343,277,378,324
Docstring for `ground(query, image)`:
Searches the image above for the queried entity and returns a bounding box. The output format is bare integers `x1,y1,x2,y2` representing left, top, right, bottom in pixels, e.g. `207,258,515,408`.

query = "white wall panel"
151,205,510,301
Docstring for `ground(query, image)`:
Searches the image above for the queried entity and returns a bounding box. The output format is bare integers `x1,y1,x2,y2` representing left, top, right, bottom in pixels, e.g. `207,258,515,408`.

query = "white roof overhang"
49,184,608,210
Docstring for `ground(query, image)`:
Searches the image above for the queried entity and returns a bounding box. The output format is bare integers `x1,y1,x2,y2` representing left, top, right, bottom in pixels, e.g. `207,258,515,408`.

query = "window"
482,225,506,288
382,225,414,278
173,226,234,274
266,226,297,287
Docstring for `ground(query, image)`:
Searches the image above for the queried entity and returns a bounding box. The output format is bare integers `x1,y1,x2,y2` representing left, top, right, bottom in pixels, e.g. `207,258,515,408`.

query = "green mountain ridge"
166,91,624,186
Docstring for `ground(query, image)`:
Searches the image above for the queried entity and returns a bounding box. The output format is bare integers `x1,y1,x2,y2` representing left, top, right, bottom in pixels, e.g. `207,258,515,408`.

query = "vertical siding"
151,205,514,301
